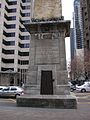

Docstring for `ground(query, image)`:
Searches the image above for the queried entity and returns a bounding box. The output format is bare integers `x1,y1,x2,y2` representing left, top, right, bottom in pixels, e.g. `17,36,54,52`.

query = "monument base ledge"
16,94,77,109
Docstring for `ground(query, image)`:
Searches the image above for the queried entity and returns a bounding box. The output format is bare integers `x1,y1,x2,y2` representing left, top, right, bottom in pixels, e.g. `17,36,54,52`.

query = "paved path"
0,104,90,120
0,93,90,120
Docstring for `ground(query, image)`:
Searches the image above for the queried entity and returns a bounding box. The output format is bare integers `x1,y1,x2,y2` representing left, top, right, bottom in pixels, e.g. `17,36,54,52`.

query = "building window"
19,26,27,32
5,6,16,13
20,10,30,17
8,16,16,20
2,58,14,63
4,14,16,21
20,4,30,10
3,31,15,37
21,20,30,24
6,1,17,5
3,39,15,46
2,48,14,54
87,40,89,49
86,33,89,36
1,68,14,71
21,0,31,3
23,13,30,17
85,18,88,21
19,43,29,48
18,60,29,65
19,34,30,40
8,8,16,13
4,22,16,29
85,12,87,16
18,51,29,56
25,5,30,9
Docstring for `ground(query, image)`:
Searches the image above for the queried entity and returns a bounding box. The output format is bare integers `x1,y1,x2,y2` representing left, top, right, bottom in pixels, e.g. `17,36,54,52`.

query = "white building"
0,0,31,85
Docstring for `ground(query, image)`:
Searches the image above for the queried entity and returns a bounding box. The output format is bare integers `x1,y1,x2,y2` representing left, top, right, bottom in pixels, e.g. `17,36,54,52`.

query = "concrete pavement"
0,104,90,120
0,101,90,119
0,92,90,120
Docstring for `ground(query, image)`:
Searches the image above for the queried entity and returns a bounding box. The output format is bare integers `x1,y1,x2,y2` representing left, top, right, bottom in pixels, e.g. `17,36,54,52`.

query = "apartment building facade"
80,0,90,50
80,0,90,78
0,0,31,85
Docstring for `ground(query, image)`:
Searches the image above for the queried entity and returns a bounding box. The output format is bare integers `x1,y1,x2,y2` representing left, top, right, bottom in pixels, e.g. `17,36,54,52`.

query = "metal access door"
40,70,53,95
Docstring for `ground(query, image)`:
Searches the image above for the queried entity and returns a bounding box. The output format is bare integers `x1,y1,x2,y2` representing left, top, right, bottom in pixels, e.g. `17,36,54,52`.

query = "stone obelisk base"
16,20,77,109
16,94,77,109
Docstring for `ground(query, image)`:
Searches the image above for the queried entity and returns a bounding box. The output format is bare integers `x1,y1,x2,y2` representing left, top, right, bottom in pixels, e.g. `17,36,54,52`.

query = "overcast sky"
62,0,74,61
62,0,74,26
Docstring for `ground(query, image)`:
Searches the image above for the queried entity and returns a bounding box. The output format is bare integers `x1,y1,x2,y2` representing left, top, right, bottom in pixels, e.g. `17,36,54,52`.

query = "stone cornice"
24,20,70,37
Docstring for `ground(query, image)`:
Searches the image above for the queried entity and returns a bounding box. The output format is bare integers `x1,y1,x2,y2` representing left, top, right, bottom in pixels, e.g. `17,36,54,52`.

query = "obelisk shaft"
32,0,62,20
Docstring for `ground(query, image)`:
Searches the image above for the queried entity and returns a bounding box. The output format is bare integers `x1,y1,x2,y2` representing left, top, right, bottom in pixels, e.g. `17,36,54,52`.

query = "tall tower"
0,0,31,85
73,0,84,50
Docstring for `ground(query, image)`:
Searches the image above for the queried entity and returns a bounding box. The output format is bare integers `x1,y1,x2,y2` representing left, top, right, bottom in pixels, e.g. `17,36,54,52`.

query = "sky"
62,0,74,62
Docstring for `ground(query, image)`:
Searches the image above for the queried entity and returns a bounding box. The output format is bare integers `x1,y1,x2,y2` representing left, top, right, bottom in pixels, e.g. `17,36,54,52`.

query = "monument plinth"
17,0,77,109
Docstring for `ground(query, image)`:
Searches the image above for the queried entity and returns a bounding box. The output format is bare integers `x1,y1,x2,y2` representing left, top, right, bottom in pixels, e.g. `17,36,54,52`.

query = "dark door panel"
40,70,53,95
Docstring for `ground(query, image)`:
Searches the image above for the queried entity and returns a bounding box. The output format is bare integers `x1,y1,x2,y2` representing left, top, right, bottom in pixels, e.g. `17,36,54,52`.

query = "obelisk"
25,0,69,95
17,0,77,109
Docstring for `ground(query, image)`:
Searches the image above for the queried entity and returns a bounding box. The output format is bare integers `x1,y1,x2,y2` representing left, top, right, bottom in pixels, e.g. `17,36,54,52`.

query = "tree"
70,53,84,80
84,49,90,79
70,49,90,80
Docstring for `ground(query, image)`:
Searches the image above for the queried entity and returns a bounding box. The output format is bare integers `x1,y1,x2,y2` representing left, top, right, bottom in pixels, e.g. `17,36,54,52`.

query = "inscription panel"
35,35,60,64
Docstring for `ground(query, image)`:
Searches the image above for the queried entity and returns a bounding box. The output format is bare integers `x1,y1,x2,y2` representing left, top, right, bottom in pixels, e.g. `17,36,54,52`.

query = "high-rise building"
80,0,90,77
80,0,90,50
70,28,75,60
73,0,84,50
0,0,31,85
70,0,84,79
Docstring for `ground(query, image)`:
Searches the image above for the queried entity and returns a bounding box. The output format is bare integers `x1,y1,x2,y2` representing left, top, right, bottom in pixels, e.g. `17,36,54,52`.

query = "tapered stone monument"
17,0,77,109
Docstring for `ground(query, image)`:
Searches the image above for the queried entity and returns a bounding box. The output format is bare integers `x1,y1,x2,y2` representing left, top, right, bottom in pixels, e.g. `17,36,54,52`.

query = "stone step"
16,95,77,109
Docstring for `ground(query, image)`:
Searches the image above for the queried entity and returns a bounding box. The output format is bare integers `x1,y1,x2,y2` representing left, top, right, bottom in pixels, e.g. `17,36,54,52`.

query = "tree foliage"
71,55,84,79
70,49,90,80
